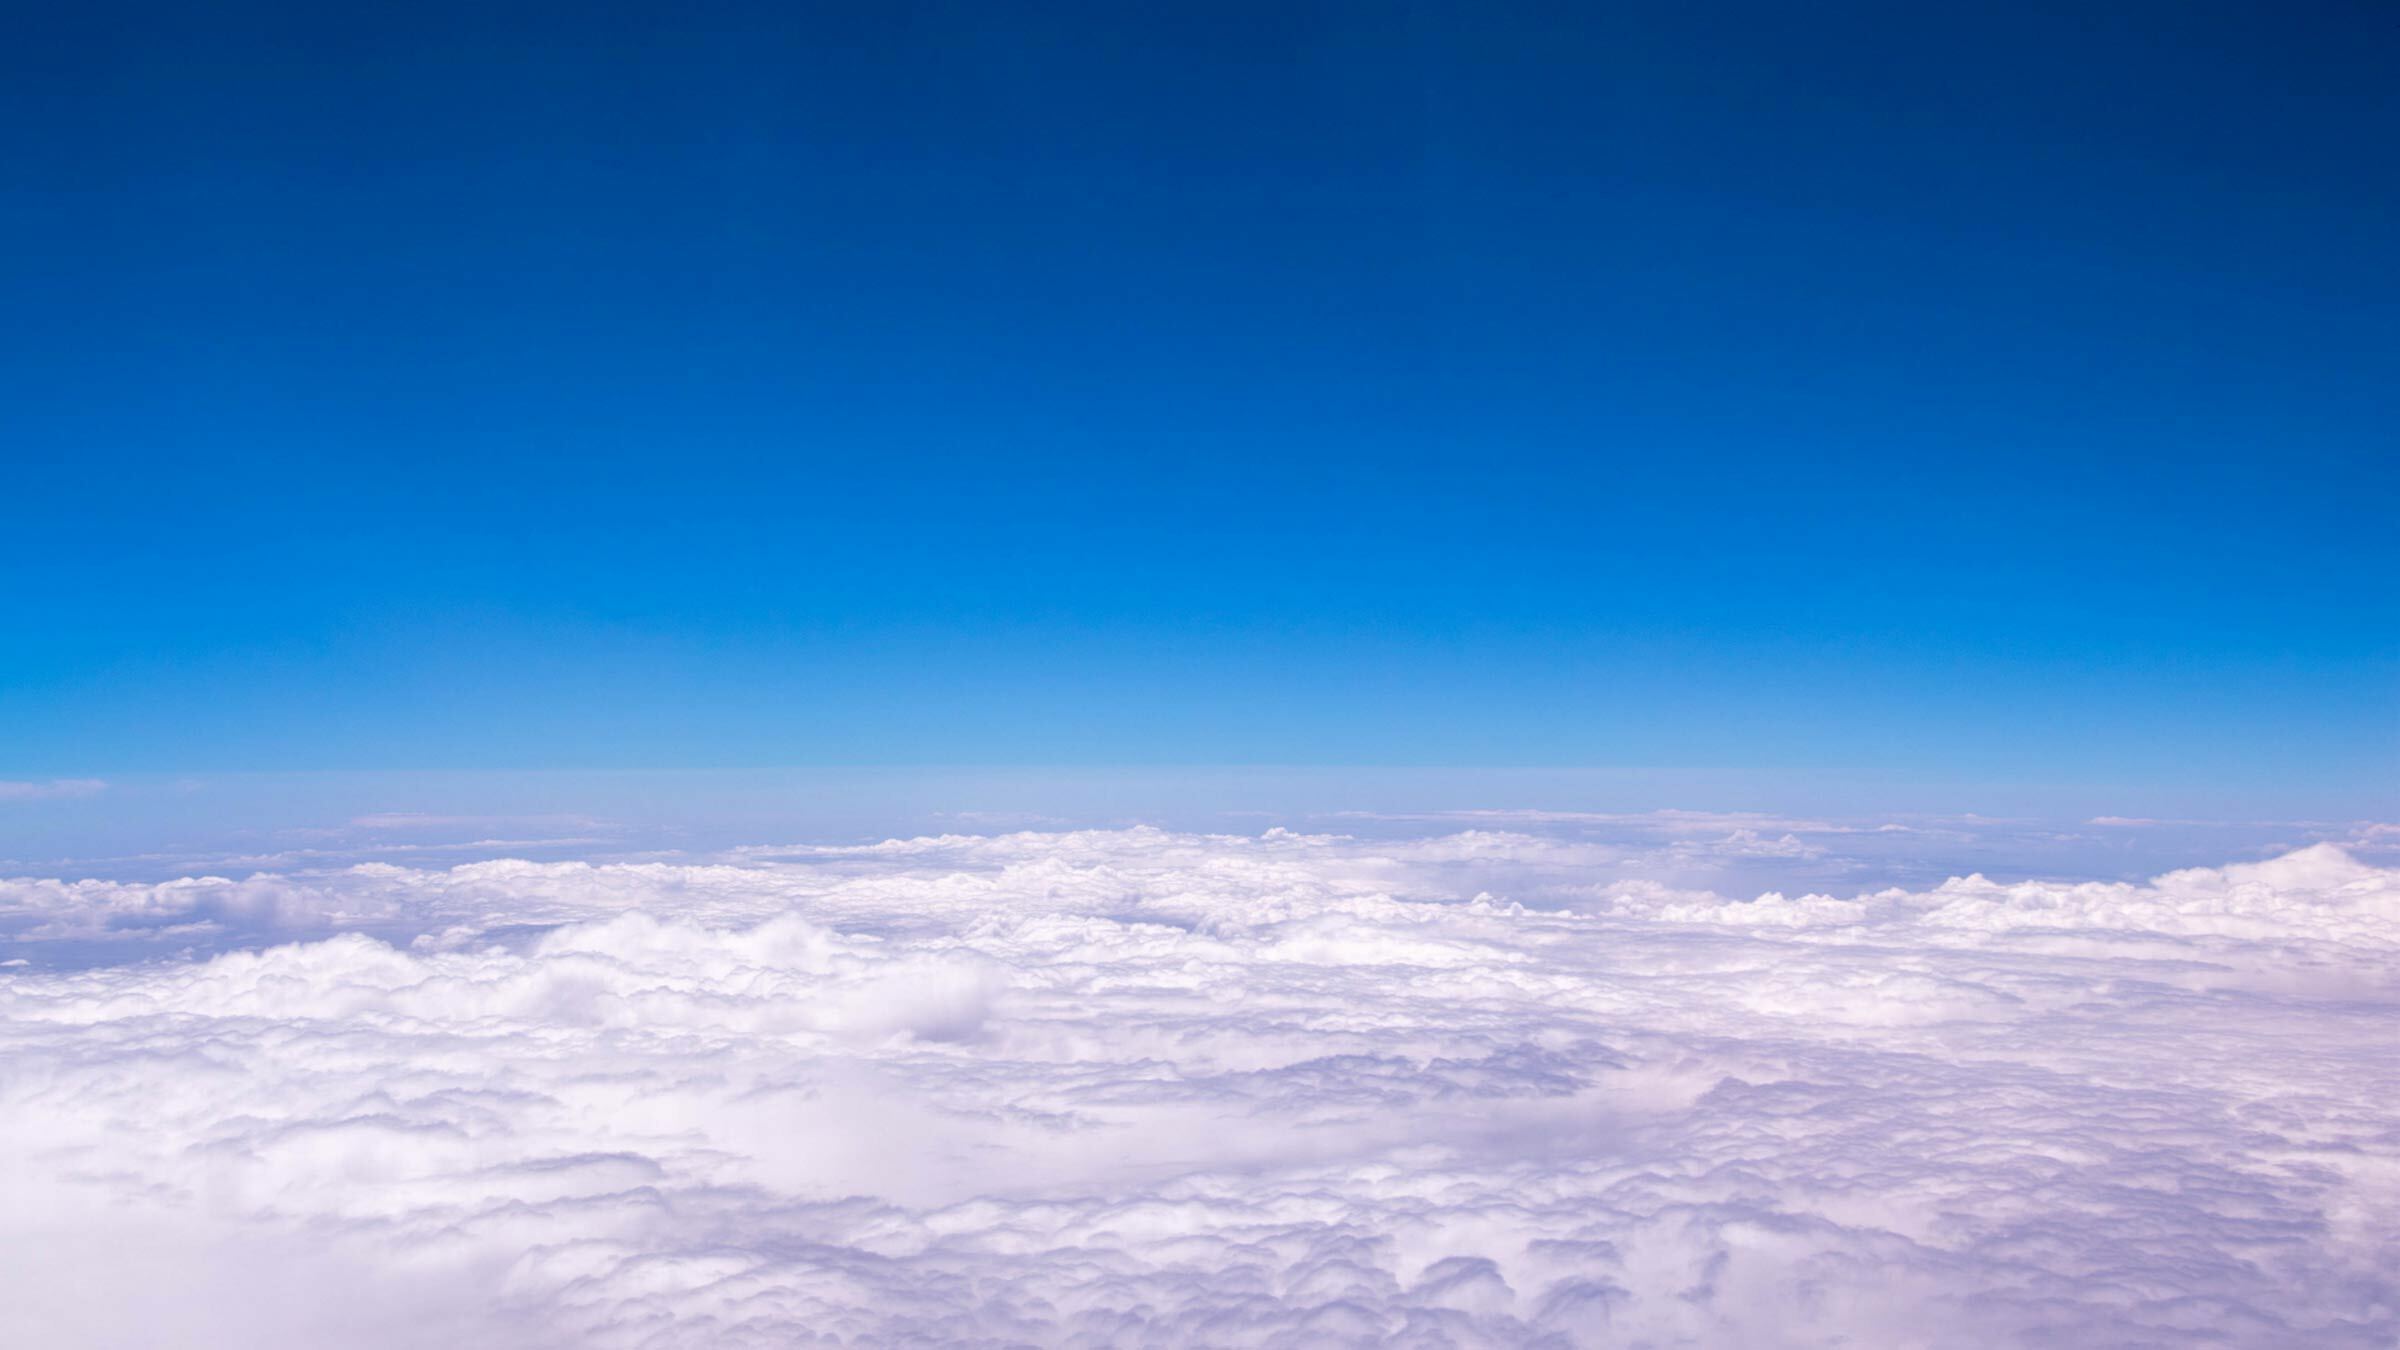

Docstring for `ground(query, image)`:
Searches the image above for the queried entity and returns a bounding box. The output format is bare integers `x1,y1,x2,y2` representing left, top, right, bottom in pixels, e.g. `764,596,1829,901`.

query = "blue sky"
4,1,2394,810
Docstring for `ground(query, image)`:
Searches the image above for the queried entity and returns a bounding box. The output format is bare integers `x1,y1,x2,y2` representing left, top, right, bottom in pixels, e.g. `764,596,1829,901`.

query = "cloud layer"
3,828,2396,1346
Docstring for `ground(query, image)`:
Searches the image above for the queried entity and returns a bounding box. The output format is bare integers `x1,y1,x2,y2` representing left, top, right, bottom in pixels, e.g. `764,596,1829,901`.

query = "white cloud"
1,827,2395,1346
1673,827,1826,861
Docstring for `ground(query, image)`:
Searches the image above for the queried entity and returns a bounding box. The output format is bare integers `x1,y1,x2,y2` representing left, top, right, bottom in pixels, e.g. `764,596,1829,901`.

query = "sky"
5,12,2400,1344
4,0,2396,811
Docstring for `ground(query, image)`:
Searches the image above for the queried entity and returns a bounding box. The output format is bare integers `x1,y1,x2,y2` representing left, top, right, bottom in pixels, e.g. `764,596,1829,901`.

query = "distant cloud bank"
2,826,2395,1345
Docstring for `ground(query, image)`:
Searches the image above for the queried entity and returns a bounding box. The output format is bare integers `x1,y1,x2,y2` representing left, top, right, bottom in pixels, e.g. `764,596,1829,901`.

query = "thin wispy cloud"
0,779,105,803
349,811,612,831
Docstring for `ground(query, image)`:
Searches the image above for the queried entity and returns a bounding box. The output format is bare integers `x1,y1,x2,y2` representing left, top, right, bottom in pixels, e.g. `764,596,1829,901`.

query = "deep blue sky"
4,1,2394,803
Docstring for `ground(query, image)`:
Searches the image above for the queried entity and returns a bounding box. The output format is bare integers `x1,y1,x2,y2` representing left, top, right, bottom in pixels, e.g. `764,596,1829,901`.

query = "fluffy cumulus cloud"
3,828,2397,1346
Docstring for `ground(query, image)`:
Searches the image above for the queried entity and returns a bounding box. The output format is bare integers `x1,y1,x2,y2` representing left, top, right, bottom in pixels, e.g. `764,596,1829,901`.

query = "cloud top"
2,828,2395,1346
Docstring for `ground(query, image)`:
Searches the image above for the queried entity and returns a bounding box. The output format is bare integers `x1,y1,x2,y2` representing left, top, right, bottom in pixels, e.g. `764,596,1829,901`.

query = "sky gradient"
5,1,2394,807
6,12,2400,1345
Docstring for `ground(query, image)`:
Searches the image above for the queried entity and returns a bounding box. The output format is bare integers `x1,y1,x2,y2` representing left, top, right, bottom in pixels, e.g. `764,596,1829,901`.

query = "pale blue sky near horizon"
5,1,2395,811
1,767,2391,897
